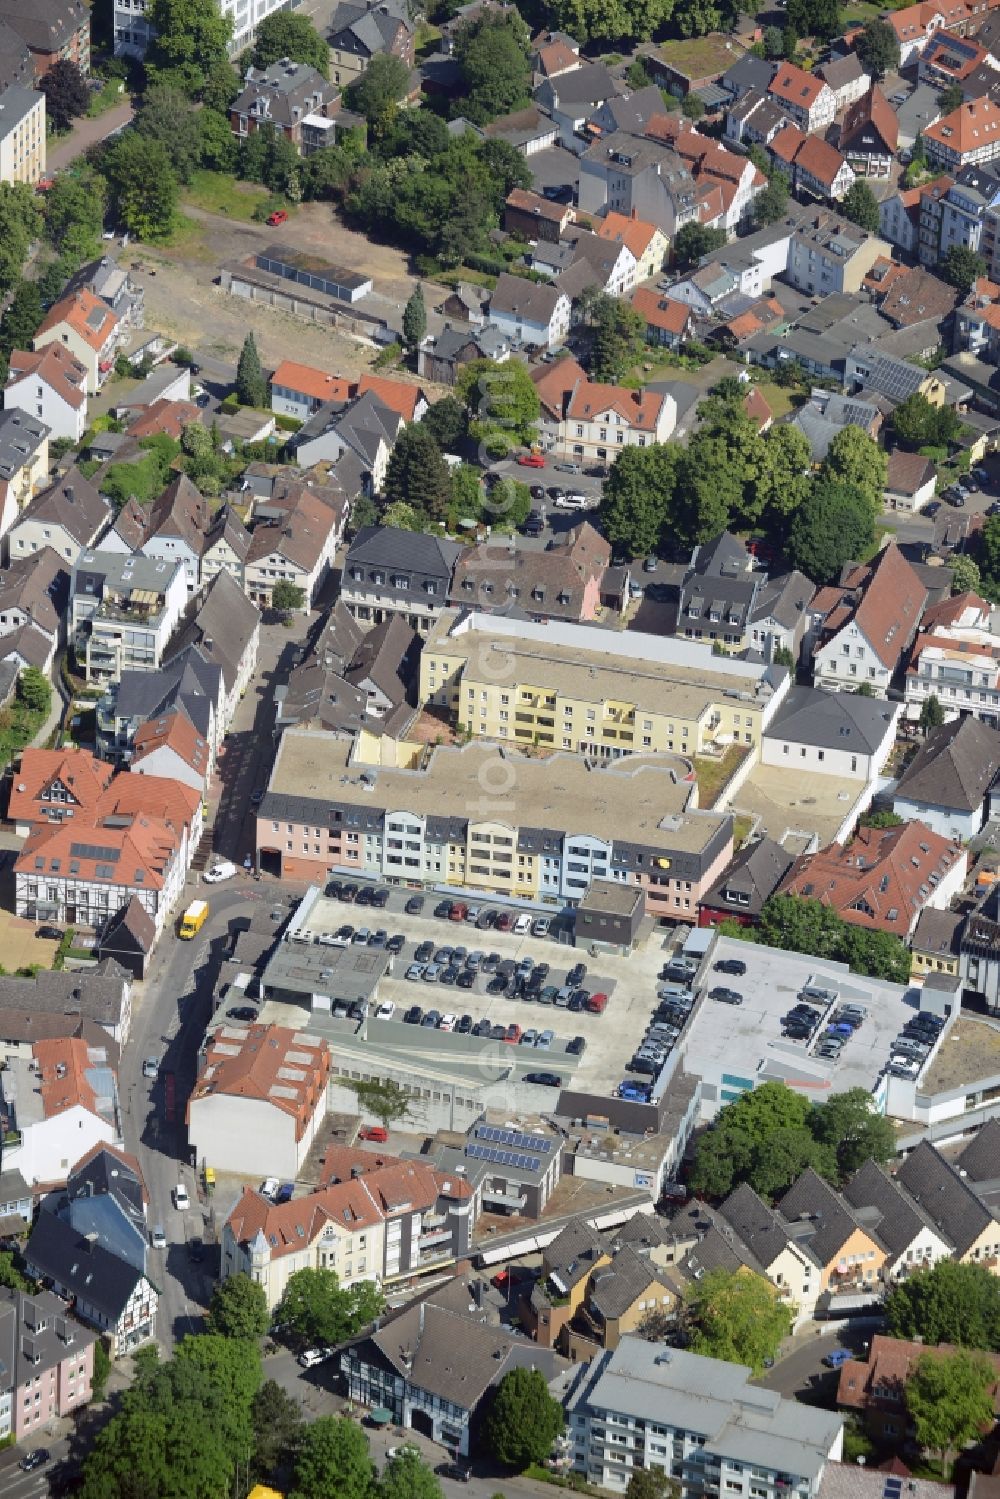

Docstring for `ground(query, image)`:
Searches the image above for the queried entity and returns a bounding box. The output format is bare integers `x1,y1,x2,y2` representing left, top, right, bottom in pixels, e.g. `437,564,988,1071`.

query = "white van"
554,492,587,509
513,913,532,934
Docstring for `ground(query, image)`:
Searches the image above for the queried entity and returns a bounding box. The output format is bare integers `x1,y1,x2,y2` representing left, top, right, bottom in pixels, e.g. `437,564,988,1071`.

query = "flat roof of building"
920,1016,1000,1095
424,610,786,724
257,244,370,292
731,763,867,850
268,729,728,854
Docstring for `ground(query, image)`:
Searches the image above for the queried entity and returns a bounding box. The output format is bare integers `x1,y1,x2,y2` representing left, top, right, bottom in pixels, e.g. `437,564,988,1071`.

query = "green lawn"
694,745,750,808
755,382,799,419
415,20,442,58
182,170,270,222
87,78,127,118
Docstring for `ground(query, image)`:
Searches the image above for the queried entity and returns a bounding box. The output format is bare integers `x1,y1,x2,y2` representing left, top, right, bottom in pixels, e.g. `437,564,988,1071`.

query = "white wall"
189,1093,302,1177
8,1107,115,1187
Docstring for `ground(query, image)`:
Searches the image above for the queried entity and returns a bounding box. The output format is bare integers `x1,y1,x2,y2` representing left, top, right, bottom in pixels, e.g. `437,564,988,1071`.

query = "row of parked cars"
780,984,866,1059
887,1010,946,1080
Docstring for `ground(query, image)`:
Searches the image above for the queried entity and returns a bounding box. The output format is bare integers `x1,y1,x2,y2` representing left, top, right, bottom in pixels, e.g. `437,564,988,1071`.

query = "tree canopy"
673,221,727,269
344,53,410,131
841,180,881,234
457,357,540,455
907,1350,997,1476
276,1266,384,1347
383,425,453,520
892,391,961,449
236,332,267,408
856,18,900,78
101,132,179,241
689,1081,897,1201
378,1449,444,1499
207,1273,269,1340
785,479,876,584
145,0,233,95
40,59,91,131
687,1268,793,1372
941,244,987,293
290,1415,375,1499
452,11,532,125
887,1260,1000,1350
820,425,887,509
252,11,330,74
485,1366,565,1468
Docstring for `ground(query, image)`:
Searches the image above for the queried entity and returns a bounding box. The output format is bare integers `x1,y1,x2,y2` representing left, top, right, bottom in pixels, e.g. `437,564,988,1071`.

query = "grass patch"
521,1464,605,1495
733,813,753,848
87,78,127,118
0,700,49,770
428,266,498,290
415,20,442,57
183,170,269,222
755,381,798,419
694,744,750,808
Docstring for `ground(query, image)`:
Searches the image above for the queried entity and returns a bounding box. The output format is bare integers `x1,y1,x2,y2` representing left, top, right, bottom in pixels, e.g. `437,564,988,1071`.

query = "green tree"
91,1339,112,1401
919,694,945,731
811,1089,897,1176
841,179,881,233
18,667,51,716
135,83,204,183
253,1378,305,1481
762,25,784,57
892,391,961,449
941,243,987,293
0,279,42,360
201,58,241,113
382,499,426,531
681,92,706,120
0,182,42,297
102,132,178,241
402,284,427,351
687,1268,793,1373
856,17,900,79
236,331,267,407
277,1266,385,1347
384,424,453,519
253,11,330,74
838,925,912,985
887,1260,1000,1349
0,1249,33,1291
546,0,673,44
591,293,646,382
786,0,841,38
786,478,875,584
861,809,905,829
344,53,410,131
673,220,727,269
938,81,965,113
907,1350,997,1476
291,1415,375,1499
485,476,532,532
949,553,981,594
378,1449,444,1499
207,1272,269,1340
689,1081,827,1200
422,395,467,452
40,58,90,131
457,358,540,454
453,12,531,126
272,580,307,614
758,421,812,521
485,1366,565,1469
42,166,106,264
820,425,887,509
752,170,789,227
350,1077,412,1131
451,463,483,522
600,443,678,557
145,0,233,96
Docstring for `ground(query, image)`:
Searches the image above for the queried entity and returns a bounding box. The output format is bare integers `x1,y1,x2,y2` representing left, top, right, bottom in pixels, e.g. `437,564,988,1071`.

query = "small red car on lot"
517,453,545,468
358,1125,388,1143
267,209,289,226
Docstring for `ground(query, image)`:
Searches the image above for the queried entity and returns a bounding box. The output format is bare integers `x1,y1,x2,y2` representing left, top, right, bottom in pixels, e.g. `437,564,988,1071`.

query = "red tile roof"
597,211,661,259
357,373,425,422
769,62,828,111
769,123,806,166
630,287,691,336
190,1023,330,1138
128,399,201,441
35,289,118,354
270,360,352,405
565,377,668,432
8,748,115,831
130,713,210,782
16,815,182,893
780,821,965,936
7,344,87,409
34,1037,105,1121
505,187,570,223
924,97,1000,158
792,132,849,186
97,768,202,833
530,356,588,419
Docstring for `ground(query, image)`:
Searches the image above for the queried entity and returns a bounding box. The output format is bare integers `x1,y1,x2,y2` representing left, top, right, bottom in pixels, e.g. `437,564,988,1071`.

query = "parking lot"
679,934,926,1117
254,883,684,1101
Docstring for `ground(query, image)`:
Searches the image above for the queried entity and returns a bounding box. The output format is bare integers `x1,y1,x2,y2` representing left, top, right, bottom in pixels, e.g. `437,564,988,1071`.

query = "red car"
358,1125,388,1143
587,991,609,1014
267,209,289,226
517,453,545,468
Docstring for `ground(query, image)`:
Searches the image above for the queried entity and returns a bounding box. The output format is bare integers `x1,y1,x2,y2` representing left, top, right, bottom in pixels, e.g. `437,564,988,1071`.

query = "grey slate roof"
718,1182,807,1270
345,610,420,706
110,654,221,744
843,1159,954,1259
589,84,666,137
911,906,962,959
849,346,927,402
26,1210,149,1322
778,1167,882,1265
0,0,87,52
895,715,1000,814
722,53,776,98
0,22,32,92
0,408,49,483
166,569,260,700
588,1245,660,1321
544,60,616,107
751,570,813,631
765,686,897,756
895,1140,997,1255
0,961,128,1031
0,1287,97,1397
955,1119,1000,1183
545,1218,605,1292
347,524,462,580
701,836,794,919
0,546,69,637
16,468,111,547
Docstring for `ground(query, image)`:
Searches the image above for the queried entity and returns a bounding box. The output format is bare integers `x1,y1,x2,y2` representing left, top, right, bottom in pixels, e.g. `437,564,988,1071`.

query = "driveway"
47,100,133,174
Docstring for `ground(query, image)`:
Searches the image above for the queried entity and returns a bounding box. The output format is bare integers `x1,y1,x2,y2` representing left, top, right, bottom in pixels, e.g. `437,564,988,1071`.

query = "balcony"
482,1185,527,1209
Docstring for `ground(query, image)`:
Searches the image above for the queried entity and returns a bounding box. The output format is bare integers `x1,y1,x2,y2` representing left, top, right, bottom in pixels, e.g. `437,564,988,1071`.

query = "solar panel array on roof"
475,1124,552,1153
70,843,121,863
466,1142,542,1171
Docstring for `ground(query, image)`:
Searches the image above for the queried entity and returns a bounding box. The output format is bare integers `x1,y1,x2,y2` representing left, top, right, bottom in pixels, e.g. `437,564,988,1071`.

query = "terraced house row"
256,728,733,918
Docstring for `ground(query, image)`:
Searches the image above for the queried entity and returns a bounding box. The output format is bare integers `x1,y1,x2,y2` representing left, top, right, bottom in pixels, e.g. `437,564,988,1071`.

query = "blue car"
275,1182,295,1204
827,1023,854,1038
619,1081,651,1102
822,1348,852,1369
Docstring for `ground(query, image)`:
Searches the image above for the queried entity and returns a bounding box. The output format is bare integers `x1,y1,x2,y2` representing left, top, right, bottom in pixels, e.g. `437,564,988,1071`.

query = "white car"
512,913,532,935
150,1225,167,1249
298,1346,332,1368
203,861,238,883
260,1178,279,1201
438,1013,457,1032
375,1001,396,1019
554,492,587,509
142,1056,159,1079
173,1184,190,1211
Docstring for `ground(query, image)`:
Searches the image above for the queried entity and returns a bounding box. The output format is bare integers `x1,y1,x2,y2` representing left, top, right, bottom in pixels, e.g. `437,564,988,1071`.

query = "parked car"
142,1056,159,1079
405,894,425,915
375,1001,396,1019
359,1125,388,1142
714,958,746,976
709,987,743,1005
173,1183,191,1211
267,209,289,226
203,860,238,883
517,452,545,468
524,1071,562,1087
404,1005,423,1024
924,500,941,519
532,916,551,938
298,1346,333,1368
150,1224,167,1249
823,1349,851,1369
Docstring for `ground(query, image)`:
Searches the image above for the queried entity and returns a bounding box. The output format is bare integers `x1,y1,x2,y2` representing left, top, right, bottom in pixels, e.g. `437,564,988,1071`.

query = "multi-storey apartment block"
256,729,734,919
70,551,187,684
565,1338,843,1496
419,611,790,758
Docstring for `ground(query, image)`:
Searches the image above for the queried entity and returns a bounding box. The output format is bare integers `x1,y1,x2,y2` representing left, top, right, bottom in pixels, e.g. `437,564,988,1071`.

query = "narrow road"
47,100,134,174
